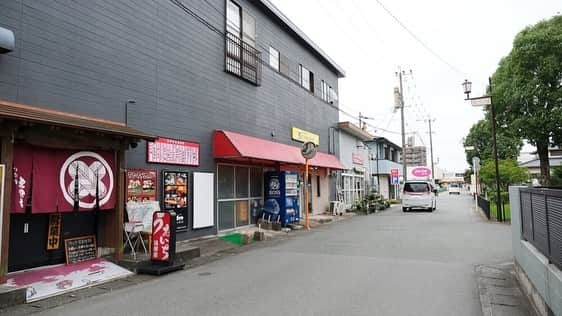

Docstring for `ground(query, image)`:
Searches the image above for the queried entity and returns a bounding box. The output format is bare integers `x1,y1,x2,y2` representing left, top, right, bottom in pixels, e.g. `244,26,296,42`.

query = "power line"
373,0,467,76
172,0,403,135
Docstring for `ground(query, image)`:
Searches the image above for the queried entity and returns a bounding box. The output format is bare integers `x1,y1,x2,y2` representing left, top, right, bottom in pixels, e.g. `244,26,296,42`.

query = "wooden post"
114,148,125,261
305,159,310,230
0,135,14,281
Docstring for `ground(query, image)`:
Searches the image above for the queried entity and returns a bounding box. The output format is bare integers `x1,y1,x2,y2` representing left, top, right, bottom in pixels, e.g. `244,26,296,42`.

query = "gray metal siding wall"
0,0,341,239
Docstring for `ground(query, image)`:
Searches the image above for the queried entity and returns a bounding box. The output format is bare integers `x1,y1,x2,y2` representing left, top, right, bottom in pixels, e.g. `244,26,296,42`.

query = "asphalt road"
36,192,512,316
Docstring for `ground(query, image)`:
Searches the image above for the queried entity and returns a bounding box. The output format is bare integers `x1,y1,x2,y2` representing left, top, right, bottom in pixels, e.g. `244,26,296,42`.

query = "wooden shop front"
0,100,153,278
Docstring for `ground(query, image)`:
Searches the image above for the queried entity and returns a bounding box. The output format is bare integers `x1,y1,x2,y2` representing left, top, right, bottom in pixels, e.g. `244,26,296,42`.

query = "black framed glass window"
299,64,314,92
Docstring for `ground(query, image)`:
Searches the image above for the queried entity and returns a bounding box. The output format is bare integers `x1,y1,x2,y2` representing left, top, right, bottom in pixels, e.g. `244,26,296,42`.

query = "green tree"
550,166,562,186
491,15,562,184
479,159,528,192
463,119,522,166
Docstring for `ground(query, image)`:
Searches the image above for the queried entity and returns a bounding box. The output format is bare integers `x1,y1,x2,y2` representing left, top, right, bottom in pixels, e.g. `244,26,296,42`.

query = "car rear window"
451,184,459,187
404,183,430,193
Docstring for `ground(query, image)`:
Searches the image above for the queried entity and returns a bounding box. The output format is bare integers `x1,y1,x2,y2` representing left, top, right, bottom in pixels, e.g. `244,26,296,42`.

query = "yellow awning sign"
291,127,319,145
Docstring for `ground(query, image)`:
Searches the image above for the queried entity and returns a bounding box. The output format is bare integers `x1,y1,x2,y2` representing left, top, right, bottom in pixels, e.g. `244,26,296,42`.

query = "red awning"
213,130,345,170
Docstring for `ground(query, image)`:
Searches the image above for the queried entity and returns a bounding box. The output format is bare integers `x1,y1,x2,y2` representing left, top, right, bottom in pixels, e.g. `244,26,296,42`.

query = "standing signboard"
137,210,184,275
0,164,5,254
126,169,157,202
162,171,188,232
151,211,177,263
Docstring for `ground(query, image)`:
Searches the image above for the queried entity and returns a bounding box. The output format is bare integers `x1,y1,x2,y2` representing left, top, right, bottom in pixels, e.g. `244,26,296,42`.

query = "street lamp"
462,78,503,222
462,79,472,100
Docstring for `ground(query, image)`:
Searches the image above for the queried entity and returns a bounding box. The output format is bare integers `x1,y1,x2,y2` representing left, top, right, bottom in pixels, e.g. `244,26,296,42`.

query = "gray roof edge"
259,0,346,78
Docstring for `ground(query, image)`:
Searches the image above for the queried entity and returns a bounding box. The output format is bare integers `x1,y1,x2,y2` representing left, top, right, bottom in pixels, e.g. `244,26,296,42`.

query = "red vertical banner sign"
151,211,177,264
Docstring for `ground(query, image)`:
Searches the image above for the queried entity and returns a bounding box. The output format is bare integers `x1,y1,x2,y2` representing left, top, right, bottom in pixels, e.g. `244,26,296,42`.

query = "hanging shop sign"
0,164,5,251
126,169,157,202
47,213,62,250
64,235,97,265
408,166,432,180
151,211,177,263
352,153,364,165
11,145,116,213
291,127,319,146
162,171,188,232
147,137,200,166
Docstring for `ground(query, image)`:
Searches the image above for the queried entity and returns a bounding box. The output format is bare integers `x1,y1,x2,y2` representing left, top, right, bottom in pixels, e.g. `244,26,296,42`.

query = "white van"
402,180,437,212
448,183,461,195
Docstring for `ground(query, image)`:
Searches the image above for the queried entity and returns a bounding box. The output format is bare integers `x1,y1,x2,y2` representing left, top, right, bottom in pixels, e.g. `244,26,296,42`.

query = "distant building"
402,137,427,166
364,137,403,200
337,122,373,209
519,147,562,182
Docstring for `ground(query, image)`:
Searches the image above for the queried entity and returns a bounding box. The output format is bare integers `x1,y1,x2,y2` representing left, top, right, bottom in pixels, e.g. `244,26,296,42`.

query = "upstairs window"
269,46,279,71
321,80,331,102
225,0,261,85
299,64,314,92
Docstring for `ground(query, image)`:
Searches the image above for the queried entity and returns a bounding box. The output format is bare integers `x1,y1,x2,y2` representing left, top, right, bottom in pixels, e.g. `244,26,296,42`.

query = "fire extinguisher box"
137,210,185,275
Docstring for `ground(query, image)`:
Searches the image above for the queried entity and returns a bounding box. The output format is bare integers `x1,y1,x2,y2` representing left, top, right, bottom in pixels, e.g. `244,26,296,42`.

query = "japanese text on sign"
47,213,62,250
147,137,200,166
152,212,171,262
65,235,97,265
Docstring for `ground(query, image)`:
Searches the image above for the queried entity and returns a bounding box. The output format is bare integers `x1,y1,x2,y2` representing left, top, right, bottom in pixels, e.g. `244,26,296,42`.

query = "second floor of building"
0,0,344,155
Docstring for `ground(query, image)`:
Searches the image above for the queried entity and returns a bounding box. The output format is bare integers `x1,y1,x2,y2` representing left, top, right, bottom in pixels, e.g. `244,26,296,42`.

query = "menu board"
126,169,157,202
65,235,97,265
162,171,188,231
147,137,200,166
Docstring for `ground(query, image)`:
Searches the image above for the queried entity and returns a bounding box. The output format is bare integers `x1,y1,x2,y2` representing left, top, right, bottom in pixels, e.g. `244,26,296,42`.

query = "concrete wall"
0,0,342,240
338,130,368,170
509,186,562,316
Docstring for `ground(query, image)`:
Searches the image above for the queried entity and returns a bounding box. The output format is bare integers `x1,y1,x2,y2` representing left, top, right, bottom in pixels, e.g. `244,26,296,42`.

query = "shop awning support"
114,147,126,261
0,133,14,281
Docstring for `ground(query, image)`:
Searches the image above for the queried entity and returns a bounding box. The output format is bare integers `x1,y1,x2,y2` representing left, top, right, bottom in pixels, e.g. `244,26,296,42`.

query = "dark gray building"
0,0,344,272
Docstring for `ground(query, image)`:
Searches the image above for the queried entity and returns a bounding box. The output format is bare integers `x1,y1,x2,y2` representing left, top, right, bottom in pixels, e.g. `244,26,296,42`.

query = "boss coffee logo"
268,178,281,196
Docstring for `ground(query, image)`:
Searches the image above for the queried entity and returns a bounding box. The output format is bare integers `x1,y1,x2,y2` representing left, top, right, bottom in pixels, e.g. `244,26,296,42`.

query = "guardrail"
520,187,562,271
477,195,491,219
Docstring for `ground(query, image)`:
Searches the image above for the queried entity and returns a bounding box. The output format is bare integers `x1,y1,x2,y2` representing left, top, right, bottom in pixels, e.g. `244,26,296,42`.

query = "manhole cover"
198,272,212,276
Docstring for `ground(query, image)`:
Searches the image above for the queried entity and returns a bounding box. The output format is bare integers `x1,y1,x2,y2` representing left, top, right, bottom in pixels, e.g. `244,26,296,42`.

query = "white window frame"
269,46,280,71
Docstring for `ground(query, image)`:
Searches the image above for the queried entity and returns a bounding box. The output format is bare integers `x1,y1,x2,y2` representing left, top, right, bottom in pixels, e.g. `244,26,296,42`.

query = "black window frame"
299,64,314,92
225,0,261,85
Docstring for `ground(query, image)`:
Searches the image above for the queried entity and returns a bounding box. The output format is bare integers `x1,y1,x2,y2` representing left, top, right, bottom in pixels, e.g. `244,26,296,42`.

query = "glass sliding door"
217,164,263,231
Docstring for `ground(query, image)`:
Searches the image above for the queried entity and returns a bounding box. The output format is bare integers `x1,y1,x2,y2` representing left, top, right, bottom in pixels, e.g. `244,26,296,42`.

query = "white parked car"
448,183,461,195
402,180,437,212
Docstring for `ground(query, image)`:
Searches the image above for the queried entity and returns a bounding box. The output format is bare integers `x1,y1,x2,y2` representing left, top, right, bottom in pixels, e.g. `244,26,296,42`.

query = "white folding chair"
124,203,149,259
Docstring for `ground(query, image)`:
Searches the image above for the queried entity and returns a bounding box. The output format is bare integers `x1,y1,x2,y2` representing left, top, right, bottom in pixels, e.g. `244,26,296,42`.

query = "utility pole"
397,70,408,182
428,117,435,182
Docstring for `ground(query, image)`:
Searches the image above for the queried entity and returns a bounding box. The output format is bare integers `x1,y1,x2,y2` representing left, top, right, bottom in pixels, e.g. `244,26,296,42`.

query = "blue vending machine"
264,171,300,226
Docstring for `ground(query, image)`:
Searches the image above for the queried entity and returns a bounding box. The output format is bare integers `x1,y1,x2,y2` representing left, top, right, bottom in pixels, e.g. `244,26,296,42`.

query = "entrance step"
0,285,26,309
118,246,200,273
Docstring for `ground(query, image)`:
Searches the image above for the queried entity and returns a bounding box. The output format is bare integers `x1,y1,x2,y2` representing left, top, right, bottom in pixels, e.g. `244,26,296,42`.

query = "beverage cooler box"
263,171,300,226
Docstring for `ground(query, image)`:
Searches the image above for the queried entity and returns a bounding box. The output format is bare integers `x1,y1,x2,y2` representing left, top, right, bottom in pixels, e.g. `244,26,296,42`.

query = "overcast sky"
269,0,560,172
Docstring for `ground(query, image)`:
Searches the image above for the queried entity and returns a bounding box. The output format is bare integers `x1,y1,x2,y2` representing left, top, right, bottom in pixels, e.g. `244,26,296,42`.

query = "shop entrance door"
8,212,96,272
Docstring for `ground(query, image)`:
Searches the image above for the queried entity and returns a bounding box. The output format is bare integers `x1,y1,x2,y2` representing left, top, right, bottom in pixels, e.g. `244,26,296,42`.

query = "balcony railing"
520,187,562,271
225,31,261,86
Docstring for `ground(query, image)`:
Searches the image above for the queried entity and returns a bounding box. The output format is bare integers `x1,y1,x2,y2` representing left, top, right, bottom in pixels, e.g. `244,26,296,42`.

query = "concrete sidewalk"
476,263,537,316
0,212,355,315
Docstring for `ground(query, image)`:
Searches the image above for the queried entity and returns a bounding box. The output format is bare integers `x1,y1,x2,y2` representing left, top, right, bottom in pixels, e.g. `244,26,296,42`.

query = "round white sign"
59,151,114,209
